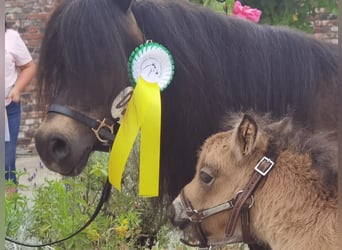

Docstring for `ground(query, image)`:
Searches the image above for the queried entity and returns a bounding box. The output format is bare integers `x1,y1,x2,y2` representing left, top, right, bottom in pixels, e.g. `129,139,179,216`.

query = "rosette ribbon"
108,76,161,197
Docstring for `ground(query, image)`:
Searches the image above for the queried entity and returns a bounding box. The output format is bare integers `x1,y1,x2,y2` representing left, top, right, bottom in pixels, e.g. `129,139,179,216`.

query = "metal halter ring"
234,190,255,209
91,118,114,144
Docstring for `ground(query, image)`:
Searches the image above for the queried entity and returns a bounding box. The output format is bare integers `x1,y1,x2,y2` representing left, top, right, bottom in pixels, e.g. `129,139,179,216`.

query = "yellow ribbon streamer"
108,76,161,197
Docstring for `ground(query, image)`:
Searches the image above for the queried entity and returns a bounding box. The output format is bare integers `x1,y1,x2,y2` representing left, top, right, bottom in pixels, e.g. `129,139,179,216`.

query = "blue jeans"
5,101,21,184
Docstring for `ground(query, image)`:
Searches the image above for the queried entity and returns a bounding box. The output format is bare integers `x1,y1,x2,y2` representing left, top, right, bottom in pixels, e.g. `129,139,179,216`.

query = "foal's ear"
115,0,133,12
236,114,258,155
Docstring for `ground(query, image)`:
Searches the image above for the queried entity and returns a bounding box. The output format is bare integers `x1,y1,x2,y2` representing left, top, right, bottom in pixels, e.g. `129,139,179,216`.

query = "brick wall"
5,1,339,151
311,8,338,44
5,0,59,149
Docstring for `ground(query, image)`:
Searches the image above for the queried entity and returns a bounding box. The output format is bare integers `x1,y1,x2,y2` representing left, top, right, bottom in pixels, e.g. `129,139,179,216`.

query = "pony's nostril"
48,134,70,161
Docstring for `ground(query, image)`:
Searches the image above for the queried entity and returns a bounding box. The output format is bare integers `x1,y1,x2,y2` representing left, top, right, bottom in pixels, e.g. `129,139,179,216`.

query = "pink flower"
232,1,262,23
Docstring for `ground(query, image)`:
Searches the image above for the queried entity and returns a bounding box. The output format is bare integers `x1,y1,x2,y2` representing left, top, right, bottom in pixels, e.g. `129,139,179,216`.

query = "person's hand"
7,60,37,103
5,97,12,106
7,86,21,103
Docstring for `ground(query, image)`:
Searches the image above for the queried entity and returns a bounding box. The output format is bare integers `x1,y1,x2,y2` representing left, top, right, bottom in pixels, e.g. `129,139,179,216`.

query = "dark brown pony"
34,0,337,235
171,112,337,249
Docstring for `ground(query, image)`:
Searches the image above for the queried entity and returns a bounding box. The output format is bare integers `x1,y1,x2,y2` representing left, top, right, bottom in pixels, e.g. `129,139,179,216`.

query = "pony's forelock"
38,0,140,107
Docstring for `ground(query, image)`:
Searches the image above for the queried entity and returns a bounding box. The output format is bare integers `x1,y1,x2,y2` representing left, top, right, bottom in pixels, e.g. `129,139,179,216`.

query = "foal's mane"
224,112,337,193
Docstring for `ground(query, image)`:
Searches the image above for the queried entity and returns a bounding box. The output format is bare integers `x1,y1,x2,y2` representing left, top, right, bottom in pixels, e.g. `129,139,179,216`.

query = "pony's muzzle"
35,131,73,174
170,196,191,229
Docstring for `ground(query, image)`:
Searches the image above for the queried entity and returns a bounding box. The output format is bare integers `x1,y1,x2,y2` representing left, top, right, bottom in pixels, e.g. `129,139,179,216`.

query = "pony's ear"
115,0,132,12
236,114,258,155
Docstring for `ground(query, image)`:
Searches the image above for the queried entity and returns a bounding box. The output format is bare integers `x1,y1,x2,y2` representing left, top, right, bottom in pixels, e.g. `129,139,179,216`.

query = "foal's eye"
199,171,214,184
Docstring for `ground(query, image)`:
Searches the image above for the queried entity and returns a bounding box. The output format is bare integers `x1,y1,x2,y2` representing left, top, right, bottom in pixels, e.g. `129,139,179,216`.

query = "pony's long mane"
225,112,337,194
132,0,337,122
38,0,338,117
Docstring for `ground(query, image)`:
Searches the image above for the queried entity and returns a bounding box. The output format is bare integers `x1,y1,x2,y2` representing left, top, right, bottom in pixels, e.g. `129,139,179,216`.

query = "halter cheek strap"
225,156,274,240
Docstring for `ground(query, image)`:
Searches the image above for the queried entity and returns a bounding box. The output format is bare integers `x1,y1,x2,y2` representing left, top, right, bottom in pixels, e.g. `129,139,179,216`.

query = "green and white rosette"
128,41,174,90
108,41,174,197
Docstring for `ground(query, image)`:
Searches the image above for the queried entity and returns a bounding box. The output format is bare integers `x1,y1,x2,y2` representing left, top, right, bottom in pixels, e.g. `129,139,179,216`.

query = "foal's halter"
180,156,275,248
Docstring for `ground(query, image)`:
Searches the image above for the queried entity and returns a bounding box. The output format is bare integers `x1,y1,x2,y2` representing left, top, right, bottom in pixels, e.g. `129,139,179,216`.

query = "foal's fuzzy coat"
172,112,337,250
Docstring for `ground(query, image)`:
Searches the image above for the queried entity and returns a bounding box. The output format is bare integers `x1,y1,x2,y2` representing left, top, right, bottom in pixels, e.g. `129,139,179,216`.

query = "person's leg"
5,101,21,185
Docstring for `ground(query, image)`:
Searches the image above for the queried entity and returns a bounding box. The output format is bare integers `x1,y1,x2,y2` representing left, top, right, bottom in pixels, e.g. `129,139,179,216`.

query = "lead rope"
5,105,117,247
5,178,112,247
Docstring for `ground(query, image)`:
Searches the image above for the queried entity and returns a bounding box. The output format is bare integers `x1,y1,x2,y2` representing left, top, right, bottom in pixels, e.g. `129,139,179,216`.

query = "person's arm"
7,60,37,103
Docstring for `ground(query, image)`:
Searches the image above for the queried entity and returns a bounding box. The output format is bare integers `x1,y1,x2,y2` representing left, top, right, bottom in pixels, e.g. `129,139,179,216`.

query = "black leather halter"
48,104,117,145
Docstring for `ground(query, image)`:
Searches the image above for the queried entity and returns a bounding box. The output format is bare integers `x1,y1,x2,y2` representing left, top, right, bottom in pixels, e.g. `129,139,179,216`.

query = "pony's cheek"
203,214,227,235
204,213,244,244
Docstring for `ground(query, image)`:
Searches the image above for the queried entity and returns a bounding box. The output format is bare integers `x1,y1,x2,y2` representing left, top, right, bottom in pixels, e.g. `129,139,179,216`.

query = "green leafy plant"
240,0,337,32
5,150,168,249
26,151,138,249
190,0,338,33
5,150,240,249
5,184,29,237
191,0,236,13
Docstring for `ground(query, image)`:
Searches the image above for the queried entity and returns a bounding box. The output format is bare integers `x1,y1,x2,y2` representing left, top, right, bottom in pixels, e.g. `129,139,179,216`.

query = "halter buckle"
188,209,203,223
254,156,274,176
91,118,114,144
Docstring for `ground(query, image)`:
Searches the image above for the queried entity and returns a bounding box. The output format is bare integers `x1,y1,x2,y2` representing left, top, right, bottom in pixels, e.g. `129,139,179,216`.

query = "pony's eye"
199,171,214,184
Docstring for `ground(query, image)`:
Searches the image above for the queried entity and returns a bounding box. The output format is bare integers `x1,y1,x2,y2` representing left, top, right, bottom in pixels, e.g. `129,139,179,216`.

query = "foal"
171,112,337,250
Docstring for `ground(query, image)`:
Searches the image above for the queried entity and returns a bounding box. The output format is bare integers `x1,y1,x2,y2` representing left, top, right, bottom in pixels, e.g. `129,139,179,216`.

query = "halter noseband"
180,156,274,248
48,104,117,145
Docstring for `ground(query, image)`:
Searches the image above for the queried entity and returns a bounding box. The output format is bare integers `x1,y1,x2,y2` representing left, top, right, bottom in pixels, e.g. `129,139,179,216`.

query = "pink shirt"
5,29,32,98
